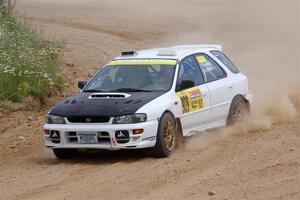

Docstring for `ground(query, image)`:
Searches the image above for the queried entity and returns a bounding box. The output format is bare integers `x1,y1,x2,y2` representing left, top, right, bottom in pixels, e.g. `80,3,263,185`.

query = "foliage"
0,9,64,102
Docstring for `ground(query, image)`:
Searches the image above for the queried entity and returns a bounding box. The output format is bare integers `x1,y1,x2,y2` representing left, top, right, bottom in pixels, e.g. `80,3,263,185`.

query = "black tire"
227,95,249,125
152,113,177,158
52,148,78,159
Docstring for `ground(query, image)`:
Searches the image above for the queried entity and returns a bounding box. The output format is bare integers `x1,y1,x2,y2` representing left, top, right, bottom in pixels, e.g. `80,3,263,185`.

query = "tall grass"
0,4,64,102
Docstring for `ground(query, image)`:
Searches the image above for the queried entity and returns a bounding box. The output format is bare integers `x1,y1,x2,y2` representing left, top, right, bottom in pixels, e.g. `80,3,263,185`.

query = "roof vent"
89,93,131,99
157,48,177,56
121,51,137,56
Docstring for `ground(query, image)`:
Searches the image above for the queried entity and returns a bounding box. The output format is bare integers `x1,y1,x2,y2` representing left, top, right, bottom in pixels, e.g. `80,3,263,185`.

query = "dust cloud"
184,91,299,152
155,1,300,151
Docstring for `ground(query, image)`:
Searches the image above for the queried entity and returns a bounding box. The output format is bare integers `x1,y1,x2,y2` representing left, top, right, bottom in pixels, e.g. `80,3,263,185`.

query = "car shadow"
36,149,154,166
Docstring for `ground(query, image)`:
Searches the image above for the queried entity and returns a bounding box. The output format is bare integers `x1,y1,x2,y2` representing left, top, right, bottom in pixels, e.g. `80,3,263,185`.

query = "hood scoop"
88,93,130,99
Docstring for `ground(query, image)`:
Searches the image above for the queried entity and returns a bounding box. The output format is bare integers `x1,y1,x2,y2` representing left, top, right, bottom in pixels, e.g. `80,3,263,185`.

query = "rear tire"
227,95,249,125
152,113,177,157
52,149,78,159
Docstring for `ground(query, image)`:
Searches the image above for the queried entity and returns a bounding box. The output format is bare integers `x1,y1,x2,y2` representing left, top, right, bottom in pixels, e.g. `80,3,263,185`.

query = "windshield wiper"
110,88,152,92
83,89,104,93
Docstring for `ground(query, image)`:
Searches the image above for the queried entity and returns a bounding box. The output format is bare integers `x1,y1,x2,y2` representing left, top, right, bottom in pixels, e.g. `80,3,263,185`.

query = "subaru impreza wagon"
43,45,252,159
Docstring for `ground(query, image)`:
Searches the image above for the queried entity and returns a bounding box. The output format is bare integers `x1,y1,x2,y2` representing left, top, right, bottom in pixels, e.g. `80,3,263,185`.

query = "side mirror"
78,81,87,89
178,80,195,91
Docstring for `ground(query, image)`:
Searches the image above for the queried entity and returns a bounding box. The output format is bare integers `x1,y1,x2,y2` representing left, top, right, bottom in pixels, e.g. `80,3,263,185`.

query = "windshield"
84,60,177,92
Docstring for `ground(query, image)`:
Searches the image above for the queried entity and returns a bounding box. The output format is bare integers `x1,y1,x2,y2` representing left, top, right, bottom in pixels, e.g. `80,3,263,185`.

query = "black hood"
49,91,165,117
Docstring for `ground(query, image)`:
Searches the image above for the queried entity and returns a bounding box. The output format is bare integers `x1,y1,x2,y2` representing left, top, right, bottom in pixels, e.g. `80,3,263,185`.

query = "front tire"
227,95,249,125
52,149,78,159
152,113,177,157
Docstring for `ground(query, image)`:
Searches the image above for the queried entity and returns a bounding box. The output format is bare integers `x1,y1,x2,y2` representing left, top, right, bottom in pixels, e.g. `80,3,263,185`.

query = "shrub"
0,8,64,102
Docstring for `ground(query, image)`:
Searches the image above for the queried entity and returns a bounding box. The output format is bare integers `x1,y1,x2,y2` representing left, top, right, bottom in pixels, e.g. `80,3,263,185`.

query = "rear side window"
210,50,240,74
195,54,226,83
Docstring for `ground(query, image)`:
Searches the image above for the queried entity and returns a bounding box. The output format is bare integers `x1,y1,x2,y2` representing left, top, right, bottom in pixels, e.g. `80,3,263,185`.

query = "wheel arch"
231,94,250,110
160,110,184,145
160,110,176,122
227,94,250,125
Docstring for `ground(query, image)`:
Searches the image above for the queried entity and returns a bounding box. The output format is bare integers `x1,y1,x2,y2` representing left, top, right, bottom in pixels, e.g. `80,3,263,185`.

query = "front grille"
67,116,110,123
66,131,111,144
67,131,78,143
98,131,111,142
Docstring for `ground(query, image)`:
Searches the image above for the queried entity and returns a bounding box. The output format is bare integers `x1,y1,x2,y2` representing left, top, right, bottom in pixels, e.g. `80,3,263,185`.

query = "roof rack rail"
121,51,137,56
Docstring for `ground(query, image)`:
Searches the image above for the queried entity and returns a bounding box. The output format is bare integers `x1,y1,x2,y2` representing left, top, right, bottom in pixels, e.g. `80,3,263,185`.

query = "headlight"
47,115,66,124
112,114,147,124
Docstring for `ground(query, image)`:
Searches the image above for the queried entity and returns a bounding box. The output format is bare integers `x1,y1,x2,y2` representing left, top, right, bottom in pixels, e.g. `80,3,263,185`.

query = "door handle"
229,85,233,89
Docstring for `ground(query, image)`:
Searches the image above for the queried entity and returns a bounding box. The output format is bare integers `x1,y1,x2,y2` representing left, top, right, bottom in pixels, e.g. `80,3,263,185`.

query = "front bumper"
43,120,158,150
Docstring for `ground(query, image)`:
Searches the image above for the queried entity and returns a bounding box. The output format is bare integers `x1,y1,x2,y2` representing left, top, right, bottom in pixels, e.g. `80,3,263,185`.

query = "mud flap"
176,118,184,145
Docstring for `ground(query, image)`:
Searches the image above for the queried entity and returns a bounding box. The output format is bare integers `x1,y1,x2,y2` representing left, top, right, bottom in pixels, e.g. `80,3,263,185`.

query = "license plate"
77,132,98,144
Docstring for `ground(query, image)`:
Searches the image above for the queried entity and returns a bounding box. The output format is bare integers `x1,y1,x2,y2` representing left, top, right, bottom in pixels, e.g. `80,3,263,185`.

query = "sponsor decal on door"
176,87,204,114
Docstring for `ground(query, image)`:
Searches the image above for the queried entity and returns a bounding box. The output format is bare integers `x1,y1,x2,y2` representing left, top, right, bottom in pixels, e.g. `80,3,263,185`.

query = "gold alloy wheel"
163,120,176,151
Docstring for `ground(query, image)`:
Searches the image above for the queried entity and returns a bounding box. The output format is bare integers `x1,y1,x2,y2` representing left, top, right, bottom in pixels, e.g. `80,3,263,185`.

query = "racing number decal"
176,87,204,114
190,89,204,110
180,95,189,113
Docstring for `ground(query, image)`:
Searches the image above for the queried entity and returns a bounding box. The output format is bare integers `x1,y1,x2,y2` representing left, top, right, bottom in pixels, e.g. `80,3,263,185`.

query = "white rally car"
44,45,252,159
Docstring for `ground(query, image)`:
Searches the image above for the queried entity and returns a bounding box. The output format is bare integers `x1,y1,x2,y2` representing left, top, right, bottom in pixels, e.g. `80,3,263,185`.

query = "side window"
210,50,240,74
177,55,204,91
195,54,226,83
88,67,117,90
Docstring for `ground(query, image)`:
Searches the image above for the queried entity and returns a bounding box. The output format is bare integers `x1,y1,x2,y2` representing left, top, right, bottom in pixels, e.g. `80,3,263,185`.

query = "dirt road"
1,0,299,199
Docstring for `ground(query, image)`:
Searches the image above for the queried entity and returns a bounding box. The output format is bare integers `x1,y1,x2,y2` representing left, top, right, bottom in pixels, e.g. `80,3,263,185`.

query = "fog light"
44,129,50,136
133,129,144,134
50,130,60,144
115,130,130,144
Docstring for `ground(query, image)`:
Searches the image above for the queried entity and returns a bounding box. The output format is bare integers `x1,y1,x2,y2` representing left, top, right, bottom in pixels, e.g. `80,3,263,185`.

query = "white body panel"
177,84,211,136
43,44,252,150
